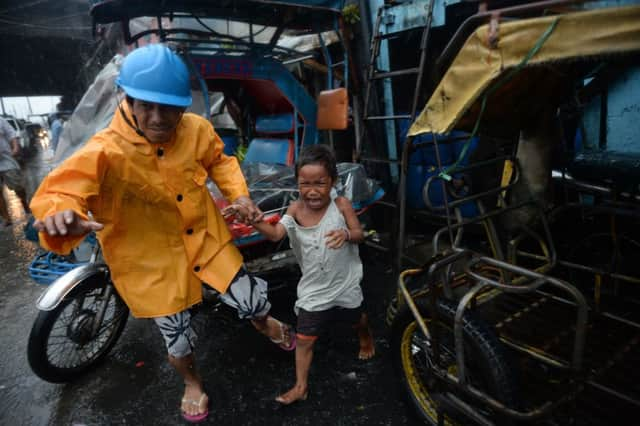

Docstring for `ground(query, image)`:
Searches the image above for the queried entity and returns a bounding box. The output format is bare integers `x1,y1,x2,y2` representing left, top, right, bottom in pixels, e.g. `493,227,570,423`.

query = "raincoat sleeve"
202,123,249,202
30,141,106,254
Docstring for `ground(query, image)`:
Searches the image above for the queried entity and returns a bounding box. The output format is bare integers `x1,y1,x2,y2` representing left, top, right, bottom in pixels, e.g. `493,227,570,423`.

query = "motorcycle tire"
391,297,518,425
27,274,129,383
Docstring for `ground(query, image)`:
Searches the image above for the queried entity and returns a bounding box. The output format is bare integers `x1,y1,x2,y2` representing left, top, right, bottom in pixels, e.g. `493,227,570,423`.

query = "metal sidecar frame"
388,3,640,424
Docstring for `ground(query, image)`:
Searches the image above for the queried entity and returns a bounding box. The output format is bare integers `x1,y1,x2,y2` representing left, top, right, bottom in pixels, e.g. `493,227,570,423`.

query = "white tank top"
280,199,363,314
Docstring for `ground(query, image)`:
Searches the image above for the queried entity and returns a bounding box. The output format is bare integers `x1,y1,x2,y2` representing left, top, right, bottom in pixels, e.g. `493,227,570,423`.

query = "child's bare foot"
355,313,375,360
358,328,375,360
181,383,209,420
275,385,308,405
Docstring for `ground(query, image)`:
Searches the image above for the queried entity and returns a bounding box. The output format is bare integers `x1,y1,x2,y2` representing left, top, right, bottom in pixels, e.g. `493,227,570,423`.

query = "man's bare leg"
276,337,314,404
355,313,375,360
168,354,209,417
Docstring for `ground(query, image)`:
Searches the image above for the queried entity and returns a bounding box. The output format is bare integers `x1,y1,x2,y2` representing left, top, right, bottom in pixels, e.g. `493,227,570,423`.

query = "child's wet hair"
295,145,338,181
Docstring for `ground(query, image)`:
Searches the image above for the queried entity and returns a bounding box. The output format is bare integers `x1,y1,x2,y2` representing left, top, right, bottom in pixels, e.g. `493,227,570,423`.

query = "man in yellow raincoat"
30,44,295,423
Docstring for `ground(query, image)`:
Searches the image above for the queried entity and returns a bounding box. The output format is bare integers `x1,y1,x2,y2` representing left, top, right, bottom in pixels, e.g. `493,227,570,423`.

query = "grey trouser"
154,267,270,357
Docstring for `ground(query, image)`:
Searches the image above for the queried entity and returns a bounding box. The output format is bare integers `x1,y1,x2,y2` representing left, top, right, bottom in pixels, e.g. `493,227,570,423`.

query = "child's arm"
252,216,287,242
222,203,292,242
325,196,364,248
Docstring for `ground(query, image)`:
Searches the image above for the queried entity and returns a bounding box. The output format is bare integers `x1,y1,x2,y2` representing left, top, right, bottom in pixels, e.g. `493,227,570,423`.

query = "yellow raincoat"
31,102,247,318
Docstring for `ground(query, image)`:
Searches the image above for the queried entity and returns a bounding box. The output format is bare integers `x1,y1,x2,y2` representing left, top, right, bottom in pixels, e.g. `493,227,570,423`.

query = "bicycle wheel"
391,297,518,424
27,274,129,383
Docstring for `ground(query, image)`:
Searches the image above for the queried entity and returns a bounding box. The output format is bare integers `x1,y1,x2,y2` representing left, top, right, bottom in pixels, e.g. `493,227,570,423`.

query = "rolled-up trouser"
154,267,271,357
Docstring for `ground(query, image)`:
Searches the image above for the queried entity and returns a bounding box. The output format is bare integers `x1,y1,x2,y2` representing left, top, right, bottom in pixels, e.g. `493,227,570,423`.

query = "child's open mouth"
306,198,323,208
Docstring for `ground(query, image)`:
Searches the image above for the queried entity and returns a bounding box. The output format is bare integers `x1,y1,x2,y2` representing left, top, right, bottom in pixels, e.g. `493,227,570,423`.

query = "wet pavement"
0,144,418,425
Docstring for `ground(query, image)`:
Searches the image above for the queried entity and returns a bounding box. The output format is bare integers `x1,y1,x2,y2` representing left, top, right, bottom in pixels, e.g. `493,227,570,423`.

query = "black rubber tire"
391,297,518,425
27,274,129,383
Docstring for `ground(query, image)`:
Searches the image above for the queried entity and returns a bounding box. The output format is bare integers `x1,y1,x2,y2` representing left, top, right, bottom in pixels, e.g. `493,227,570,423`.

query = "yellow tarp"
409,5,640,136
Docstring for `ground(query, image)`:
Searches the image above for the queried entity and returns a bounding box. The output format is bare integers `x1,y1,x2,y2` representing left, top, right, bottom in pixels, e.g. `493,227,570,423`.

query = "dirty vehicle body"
26,0,385,383
385,2,640,424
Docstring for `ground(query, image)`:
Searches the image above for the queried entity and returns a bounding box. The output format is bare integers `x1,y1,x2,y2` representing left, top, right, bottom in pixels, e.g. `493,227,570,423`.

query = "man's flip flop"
270,321,297,351
181,393,209,423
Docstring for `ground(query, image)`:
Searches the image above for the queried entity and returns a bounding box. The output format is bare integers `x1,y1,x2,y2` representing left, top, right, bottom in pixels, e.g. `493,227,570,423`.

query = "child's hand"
325,228,349,249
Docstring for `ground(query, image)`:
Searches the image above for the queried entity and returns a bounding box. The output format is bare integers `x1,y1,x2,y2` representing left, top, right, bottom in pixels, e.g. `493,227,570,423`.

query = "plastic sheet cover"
53,55,122,165
208,162,384,213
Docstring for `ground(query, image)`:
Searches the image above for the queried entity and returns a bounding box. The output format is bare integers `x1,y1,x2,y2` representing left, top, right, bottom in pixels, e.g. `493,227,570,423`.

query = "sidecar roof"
90,0,344,31
408,4,640,137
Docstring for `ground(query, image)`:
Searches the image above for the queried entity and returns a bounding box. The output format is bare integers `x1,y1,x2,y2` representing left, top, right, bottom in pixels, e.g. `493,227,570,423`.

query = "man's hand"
33,209,104,237
232,196,263,224
221,203,246,220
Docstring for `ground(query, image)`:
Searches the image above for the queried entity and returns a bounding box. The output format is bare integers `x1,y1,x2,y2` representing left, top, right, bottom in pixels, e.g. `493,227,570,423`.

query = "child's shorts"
296,306,362,340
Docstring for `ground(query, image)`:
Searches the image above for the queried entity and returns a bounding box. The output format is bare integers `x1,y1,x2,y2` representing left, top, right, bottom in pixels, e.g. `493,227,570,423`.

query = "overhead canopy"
408,5,640,137
90,0,344,31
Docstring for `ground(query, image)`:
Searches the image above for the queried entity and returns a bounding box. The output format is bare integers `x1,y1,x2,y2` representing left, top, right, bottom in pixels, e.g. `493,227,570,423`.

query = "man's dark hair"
295,144,338,181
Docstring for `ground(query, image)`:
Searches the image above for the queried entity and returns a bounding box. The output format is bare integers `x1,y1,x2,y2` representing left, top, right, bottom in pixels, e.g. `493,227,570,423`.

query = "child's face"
297,163,334,211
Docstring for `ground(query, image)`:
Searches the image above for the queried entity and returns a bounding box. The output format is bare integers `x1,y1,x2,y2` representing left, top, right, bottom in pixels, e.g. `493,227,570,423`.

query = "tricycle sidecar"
388,3,640,424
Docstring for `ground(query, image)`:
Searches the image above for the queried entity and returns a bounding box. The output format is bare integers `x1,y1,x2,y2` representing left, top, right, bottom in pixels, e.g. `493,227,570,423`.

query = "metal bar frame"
396,248,588,421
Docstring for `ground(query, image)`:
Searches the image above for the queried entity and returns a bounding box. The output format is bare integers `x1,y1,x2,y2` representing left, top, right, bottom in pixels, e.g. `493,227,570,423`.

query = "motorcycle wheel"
391,298,518,425
27,275,129,383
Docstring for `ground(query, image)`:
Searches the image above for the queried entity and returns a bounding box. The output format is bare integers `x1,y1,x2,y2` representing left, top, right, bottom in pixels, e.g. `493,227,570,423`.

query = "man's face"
131,99,184,144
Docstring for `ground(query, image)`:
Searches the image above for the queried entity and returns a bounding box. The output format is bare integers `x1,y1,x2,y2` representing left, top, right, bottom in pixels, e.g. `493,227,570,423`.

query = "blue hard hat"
116,44,192,107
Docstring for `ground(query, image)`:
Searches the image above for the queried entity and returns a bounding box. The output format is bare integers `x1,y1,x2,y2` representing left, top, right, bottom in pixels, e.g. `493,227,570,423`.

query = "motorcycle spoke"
43,289,126,369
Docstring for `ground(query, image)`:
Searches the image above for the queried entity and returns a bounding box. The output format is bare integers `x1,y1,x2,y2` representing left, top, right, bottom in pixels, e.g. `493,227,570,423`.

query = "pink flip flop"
182,410,208,423
181,394,209,423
